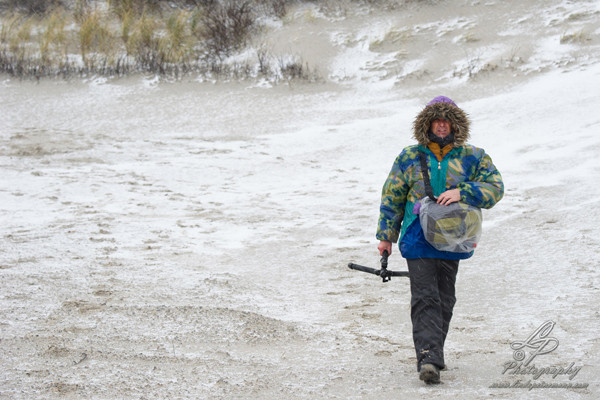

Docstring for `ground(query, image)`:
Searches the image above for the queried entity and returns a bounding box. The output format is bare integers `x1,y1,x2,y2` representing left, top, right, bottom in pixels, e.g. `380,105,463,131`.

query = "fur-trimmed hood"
413,98,470,147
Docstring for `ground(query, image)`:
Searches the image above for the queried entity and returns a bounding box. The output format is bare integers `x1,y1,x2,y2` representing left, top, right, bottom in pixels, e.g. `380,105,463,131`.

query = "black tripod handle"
347,262,410,277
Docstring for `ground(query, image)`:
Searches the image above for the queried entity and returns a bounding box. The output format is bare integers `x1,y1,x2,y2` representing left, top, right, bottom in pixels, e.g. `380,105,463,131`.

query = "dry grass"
79,10,115,64
0,0,321,81
39,11,67,63
560,30,590,44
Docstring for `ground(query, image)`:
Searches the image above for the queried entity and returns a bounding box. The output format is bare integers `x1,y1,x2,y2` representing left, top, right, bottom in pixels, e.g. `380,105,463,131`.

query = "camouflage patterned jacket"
376,100,504,259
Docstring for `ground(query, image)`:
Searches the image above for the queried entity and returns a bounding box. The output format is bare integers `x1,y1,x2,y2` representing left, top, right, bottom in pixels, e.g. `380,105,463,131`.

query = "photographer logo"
489,320,589,390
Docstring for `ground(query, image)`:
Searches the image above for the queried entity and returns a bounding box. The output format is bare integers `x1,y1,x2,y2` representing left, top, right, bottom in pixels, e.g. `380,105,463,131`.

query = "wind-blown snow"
1,0,599,398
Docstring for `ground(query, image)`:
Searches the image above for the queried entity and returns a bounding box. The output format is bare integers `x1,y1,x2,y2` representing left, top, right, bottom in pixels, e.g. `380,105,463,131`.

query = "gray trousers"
407,258,459,371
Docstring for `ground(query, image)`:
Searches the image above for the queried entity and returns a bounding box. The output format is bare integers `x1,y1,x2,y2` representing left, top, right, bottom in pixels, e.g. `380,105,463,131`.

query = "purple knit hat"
426,96,457,107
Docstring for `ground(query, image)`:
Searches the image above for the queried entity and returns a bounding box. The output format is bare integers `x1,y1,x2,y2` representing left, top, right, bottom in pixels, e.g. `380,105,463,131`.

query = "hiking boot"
419,363,440,384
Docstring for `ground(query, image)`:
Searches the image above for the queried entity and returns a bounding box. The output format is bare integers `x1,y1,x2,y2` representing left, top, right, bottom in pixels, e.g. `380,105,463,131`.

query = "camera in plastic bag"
417,197,482,253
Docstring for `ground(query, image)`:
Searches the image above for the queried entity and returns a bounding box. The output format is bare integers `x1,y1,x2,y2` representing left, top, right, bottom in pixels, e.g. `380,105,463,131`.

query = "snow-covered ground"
1,0,600,398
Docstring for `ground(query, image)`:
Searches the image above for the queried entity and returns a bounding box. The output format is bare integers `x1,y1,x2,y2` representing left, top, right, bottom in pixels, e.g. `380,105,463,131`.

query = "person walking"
376,96,504,384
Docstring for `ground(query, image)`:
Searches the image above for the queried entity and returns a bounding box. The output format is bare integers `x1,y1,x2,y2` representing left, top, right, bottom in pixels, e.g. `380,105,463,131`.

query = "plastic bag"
417,197,482,253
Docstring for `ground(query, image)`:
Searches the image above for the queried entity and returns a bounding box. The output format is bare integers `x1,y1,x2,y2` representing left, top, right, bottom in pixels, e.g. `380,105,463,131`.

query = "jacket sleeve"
376,153,410,243
457,151,504,209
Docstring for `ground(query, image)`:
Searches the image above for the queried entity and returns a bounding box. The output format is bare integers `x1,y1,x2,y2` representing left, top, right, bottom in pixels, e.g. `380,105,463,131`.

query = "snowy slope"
1,0,600,399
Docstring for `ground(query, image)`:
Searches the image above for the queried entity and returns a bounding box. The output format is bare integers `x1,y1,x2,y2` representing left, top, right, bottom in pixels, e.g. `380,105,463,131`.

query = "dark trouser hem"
407,258,459,372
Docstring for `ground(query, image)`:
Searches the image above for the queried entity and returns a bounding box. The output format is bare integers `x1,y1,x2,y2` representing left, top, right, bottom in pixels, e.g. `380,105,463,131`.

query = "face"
431,118,451,139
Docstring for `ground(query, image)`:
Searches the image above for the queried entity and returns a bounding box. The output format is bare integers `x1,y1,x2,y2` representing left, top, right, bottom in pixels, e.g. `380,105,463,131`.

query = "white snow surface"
1,0,600,398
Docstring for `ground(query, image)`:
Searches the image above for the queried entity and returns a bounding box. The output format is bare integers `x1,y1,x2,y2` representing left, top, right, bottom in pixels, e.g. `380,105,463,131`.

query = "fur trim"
413,102,470,146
